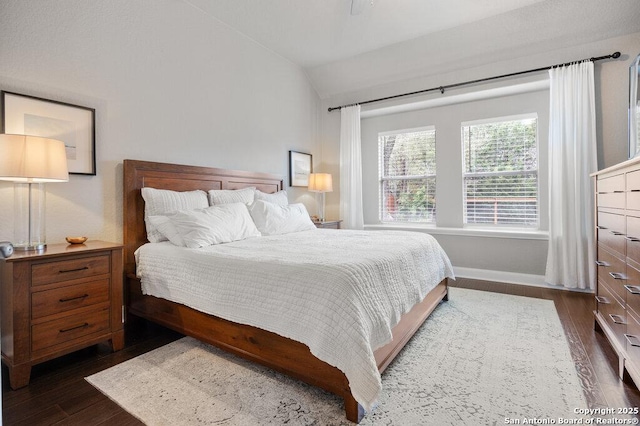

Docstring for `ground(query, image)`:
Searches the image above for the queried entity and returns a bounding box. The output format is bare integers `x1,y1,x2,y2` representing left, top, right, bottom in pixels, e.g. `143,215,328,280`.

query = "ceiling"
183,0,547,68
183,0,640,98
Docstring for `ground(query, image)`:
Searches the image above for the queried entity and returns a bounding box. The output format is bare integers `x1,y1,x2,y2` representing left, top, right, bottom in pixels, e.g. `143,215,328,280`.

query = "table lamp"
0,134,69,250
308,173,333,222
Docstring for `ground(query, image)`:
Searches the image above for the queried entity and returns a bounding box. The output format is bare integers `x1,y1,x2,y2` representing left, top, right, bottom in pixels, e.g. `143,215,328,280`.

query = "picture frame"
289,151,312,187
1,91,96,175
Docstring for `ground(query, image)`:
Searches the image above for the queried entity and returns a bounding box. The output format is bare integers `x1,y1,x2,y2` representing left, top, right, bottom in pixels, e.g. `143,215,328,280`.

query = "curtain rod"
327,51,621,112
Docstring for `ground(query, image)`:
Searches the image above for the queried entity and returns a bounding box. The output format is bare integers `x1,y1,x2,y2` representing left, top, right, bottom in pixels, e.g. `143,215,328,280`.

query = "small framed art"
289,151,312,187
1,91,96,175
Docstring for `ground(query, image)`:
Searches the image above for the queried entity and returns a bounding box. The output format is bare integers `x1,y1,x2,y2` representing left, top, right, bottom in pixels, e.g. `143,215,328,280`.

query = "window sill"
364,223,549,240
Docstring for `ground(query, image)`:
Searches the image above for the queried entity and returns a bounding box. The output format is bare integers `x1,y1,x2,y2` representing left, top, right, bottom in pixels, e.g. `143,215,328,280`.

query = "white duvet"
135,228,454,411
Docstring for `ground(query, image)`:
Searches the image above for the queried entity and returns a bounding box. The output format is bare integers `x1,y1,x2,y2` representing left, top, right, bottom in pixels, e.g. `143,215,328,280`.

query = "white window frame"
378,125,436,224
461,113,540,229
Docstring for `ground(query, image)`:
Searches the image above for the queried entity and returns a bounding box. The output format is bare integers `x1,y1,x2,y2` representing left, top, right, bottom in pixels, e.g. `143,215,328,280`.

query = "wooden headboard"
123,159,284,275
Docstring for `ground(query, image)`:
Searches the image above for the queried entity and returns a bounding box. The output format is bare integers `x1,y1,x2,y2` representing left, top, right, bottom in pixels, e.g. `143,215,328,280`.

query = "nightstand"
1,240,124,389
314,220,342,229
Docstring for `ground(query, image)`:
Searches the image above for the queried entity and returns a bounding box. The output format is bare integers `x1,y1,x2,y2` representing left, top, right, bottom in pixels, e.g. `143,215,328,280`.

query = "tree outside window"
462,115,538,227
379,127,436,223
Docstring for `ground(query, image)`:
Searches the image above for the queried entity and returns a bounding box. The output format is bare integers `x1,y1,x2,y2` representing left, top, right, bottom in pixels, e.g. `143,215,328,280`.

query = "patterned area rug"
86,288,588,425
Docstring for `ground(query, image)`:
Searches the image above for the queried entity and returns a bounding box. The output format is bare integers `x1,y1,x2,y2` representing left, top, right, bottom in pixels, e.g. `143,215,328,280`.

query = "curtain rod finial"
612,52,621,59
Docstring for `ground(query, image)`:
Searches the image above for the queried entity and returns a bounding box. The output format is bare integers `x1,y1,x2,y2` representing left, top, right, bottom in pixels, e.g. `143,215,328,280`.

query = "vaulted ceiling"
184,0,640,98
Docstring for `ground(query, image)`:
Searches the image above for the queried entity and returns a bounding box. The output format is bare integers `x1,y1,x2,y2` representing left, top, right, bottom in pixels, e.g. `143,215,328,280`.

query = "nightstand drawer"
31,255,110,287
31,307,110,352
31,279,110,320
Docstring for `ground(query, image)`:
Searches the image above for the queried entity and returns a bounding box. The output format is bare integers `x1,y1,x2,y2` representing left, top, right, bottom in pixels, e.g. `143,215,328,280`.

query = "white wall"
320,32,640,285
0,0,321,244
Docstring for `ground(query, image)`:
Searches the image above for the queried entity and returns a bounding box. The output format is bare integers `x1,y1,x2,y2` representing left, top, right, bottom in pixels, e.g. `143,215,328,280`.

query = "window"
462,115,538,227
379,127,436,223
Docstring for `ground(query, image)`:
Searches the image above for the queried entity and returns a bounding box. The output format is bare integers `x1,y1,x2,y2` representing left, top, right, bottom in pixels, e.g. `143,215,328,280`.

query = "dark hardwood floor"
3,278,640,425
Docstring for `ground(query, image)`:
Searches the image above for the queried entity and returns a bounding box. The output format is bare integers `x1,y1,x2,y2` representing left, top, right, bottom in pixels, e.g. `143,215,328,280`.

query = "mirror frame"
630,53,640,158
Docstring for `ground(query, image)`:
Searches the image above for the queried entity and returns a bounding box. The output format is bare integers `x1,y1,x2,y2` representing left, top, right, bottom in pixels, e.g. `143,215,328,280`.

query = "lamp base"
14,243,45,252
13,182,47,252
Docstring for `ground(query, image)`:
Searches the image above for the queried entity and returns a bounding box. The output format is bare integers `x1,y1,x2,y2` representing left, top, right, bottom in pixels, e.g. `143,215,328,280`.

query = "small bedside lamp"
0,134,69,251
308,173,333,222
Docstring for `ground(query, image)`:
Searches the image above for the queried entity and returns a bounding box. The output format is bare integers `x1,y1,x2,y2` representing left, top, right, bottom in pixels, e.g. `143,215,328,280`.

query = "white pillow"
254,189,288,206
147,215,185,247
208,187,255,205
141,187,208,243
164,203,261,248
248,200,316,236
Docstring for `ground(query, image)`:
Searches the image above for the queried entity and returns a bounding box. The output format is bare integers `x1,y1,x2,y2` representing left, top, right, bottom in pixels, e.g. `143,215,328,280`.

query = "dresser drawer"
598,193,625,209
625,308,640,367
31,307,110,353
31,279,110,320
625,264,640,317
598,211,626,257
31,255,110,287
628,170,640,191
627,171,640,211
597,173,625,209
628,215,640,264
599,173,625,193
597,246,627,304
597,281,627,350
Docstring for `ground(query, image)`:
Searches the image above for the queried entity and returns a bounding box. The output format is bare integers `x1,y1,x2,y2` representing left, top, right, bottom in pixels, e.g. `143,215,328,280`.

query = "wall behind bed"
0,0,321,244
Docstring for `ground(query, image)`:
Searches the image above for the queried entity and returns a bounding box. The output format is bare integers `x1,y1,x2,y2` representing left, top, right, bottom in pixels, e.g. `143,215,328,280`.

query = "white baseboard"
452,266,594,293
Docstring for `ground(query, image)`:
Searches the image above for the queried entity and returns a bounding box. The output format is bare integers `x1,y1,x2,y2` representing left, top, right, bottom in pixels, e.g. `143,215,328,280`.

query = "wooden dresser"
0,240,124,389
594,156,640,386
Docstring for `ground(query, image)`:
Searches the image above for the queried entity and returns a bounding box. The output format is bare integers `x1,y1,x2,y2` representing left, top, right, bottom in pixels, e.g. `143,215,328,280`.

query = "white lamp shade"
308,173,333,193
0,134,69,182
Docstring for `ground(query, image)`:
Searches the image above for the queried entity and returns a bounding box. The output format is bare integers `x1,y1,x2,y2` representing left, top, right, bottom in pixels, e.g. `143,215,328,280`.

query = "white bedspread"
135,229,454,411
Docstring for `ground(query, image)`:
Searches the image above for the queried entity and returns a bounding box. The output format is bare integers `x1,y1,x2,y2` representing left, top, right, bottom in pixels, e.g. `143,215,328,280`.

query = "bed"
123,159,452,423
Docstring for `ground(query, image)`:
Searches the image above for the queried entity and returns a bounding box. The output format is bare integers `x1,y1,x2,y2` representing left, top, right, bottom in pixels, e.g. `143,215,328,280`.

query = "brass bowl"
66,236,88,244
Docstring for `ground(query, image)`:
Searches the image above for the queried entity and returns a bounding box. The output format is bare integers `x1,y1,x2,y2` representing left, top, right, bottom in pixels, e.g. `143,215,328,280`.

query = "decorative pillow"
254,189,289,206
248,200,316,236
208,187,255,206
163,203,261,248
141,187,208,243
147,215,185,247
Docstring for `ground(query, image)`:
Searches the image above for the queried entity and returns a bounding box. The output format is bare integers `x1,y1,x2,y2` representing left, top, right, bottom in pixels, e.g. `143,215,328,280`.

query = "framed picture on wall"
1,91,96,175
289,151,312,187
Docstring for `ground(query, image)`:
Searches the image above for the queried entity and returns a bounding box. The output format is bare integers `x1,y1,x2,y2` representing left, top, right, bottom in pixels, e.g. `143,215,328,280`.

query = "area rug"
86,288,588,425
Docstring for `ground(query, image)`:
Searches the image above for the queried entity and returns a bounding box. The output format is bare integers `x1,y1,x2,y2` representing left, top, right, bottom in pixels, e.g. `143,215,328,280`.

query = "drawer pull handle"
597,225,608,230
614,190,625,193
609,314,626,325
59,323,89,333
627,236,640,242
631,189,640,193
595,296,610,304
610,231,626,236
609,272,626,280
59,294,89,303
625,334,640,347
58,266,89,274
595,260,609,267
625,285,640,295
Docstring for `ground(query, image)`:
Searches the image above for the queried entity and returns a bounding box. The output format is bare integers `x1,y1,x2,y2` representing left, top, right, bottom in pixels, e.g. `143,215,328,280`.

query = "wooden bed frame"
122,159,448,423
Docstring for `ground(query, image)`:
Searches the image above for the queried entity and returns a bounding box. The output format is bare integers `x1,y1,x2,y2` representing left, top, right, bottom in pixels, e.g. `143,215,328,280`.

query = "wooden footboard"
127,274,448,423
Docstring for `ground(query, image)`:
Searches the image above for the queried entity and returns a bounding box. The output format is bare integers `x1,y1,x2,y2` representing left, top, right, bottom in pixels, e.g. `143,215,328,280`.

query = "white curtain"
340,105,364,230
545,61,597,290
